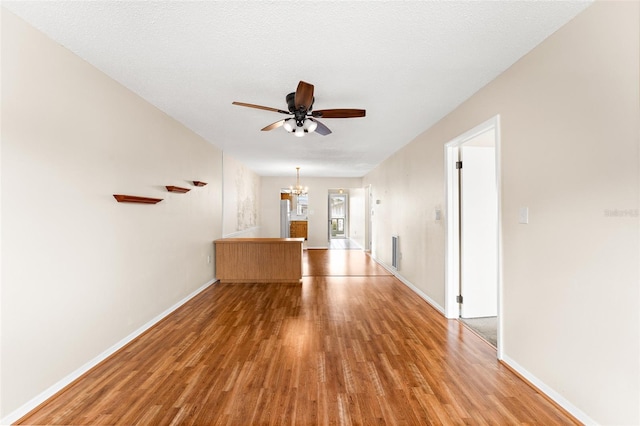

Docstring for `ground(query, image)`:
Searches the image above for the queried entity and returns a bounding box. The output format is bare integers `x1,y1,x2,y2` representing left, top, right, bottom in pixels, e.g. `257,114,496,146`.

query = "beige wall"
365,138,447,305
1,10,223,420
222,153,260,237
260,176,363,247
364,2,639,424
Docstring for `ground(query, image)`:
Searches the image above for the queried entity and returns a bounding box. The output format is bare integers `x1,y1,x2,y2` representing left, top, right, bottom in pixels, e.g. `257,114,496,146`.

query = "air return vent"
391,235,399,270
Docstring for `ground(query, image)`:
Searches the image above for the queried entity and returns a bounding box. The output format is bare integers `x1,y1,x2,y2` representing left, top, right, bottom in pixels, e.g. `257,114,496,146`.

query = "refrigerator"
280,199,290,238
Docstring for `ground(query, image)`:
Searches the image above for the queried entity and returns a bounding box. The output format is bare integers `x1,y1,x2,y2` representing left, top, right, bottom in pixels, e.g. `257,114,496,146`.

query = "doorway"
329,193,348,239
280,189,308,240
328,189,366,250
445,116,502,355
364,184,372,252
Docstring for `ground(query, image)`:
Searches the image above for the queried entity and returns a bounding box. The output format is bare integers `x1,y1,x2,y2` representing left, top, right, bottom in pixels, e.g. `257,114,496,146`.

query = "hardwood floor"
303,248,390,277
18,250,578,425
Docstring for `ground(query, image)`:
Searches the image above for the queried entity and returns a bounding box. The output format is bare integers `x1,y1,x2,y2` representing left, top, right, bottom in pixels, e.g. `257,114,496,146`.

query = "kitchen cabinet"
290,220,307,239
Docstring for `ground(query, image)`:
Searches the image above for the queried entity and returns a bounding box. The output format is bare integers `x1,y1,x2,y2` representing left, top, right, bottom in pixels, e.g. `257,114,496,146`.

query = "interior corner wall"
363,2,639,424
222,153,260,237
260,176,362,248
1,10,223,419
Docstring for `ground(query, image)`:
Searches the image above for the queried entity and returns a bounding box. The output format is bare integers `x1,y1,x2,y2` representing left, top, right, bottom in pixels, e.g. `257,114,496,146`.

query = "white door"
460,146,498,318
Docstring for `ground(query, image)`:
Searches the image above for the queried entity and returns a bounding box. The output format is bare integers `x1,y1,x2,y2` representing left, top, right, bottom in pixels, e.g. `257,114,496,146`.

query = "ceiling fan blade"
295,81,314,110
312,109,366,118
232,101,290,115
310,118,331,136
261,119,286,131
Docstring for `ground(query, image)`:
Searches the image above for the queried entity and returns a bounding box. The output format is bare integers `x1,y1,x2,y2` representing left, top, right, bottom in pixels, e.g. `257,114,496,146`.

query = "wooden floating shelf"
113,194,163,204
166,186,191,193
193,181,207,187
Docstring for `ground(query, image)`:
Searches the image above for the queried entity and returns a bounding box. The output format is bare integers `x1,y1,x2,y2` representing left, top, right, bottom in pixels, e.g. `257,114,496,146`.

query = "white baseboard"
1,279,216,426
500,355,597,425
371,255,445,315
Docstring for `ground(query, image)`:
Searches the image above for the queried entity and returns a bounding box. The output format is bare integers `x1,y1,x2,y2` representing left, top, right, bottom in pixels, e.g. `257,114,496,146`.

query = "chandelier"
290,167,308,195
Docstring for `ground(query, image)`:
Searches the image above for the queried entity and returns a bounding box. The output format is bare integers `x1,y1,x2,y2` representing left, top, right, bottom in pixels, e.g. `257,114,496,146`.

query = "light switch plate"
519,207,529,224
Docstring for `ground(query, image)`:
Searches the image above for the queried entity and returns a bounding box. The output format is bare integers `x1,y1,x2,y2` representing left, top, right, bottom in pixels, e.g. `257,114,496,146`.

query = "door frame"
328,192,348,239
444,115,503,358
365,184,372,252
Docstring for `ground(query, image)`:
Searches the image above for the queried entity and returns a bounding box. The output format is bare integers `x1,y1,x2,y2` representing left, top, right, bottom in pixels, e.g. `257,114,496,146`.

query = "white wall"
364,2,639,424
1,10,223,420
222,153,260,237
260,176,362,248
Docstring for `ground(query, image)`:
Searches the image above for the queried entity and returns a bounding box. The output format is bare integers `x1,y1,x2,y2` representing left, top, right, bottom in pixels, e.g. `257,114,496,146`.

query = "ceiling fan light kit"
233,80,365,137
283,119,295,132
283,117,318,137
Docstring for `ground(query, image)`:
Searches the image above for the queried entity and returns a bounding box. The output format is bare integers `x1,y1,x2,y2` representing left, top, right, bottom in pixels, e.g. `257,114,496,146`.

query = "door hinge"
456,295,463,304
456,161,463,169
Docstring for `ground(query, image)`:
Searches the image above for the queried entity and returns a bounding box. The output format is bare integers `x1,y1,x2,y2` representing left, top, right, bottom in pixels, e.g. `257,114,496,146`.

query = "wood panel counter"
214,238,304,283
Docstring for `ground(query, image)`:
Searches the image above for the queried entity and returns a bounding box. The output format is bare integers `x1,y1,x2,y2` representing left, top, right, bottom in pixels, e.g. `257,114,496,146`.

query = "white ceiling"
3,1,592,178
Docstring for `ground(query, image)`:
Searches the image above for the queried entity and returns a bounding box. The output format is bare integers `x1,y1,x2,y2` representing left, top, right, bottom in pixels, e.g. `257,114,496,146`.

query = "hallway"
328,238,362,250
18,250,577,425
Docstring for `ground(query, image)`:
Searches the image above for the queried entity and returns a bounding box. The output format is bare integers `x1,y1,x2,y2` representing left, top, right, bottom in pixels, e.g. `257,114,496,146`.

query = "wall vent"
391,235,399,270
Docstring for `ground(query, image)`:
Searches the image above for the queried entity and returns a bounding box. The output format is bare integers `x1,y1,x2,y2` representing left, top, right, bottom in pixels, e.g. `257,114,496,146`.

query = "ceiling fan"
232,81,366,137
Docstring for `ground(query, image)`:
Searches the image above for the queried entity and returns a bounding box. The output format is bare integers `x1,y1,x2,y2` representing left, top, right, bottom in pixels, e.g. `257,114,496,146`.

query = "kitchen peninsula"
214,238,304,283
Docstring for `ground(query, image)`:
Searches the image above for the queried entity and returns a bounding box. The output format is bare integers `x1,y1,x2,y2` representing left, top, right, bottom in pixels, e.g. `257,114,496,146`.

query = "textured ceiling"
3,1,592,177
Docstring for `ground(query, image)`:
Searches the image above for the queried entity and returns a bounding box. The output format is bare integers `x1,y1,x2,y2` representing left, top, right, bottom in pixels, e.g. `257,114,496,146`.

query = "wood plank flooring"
17,250,579,425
